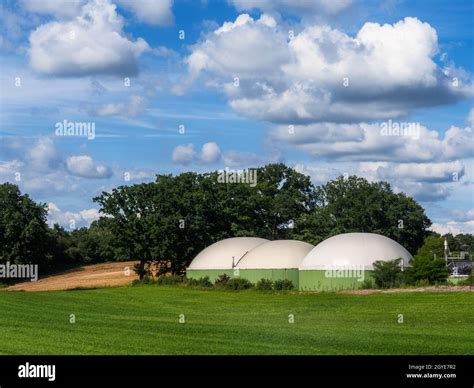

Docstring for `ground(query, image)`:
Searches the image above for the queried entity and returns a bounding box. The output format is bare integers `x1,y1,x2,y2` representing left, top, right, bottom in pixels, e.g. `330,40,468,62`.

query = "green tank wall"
238,269,299,287
186,268,299,287
187,268,374,291
298,270,374,291
186,269,234,282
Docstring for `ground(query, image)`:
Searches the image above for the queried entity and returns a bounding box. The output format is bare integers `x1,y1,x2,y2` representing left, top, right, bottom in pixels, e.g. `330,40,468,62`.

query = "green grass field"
0,286,472,355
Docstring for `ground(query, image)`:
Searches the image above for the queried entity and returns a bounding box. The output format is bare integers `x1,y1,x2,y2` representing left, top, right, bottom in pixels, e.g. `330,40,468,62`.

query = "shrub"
372,259,404,288
458,270,474,286
360,278,375,289
187,276,213,288
273,279,294,290
413,279,430,288
256,278,274,290
406,255,449,285
156,275,185,286
141,275,154,285
214,274,231,288
224,278,254,290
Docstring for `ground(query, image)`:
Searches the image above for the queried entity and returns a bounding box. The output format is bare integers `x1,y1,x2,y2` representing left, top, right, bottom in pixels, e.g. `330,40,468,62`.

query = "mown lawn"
0,286,472,355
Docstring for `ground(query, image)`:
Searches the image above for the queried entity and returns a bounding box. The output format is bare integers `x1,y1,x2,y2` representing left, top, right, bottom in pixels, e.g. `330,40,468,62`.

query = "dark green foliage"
294,176,431,254
458,270,473,286
406,256,449,284
372,259,404,288
224,278,254,290
405,236,450,285
187,276,213,288
155,275,186,286
0,165,456,285
214,274,230,287
256,278,274,290
273,279,294,290
360,278,375,289
0,183,51,273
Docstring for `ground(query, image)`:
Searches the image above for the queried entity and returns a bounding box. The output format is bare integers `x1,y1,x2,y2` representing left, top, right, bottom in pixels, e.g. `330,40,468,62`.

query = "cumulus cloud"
92,95,145,117
181,15,473,124
20,0,86,19
172,142,222,165
28,0,150,77
230,0,353,16
116,0,173,26
200,142,222,164
223,150,260,167
47,202,101,228
172,144,197,165
271,120,473,163
66,155,113,179
430,221,474,236
27,137,63,172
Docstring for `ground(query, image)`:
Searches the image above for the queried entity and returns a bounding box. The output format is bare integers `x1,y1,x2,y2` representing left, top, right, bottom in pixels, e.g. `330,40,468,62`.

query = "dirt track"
3,261,139,292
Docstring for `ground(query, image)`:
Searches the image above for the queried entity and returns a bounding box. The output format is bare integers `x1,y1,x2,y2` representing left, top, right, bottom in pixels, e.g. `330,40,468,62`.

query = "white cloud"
430,221,474,236
181,15,473,124
66,155,113,179
27,137,62,172
47,202,100,228
223,150,260,167
200,142,222,164
293,163,342,185
116,0,174,26
20,0,86,19
172,144,197,165
28,0,150,77
271,120,473,163
377,161,464,183
172,143,223,165
230,0,353,16
93,95,145,117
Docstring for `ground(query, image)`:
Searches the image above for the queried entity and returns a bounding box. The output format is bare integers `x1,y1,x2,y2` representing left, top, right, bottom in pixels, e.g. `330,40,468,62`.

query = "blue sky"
0,0,473,234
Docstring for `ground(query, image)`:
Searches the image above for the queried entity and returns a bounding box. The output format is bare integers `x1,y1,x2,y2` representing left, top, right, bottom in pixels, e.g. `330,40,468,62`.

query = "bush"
406,255,449,285
187,276,213,288
273,279,294,290
413,279,430,288
458,271,474,286
360,278,375,289
156,275,185,286
141,275,154,285
214,274,230,288
224,278,254,290
256,278,274,290
372,259,404,288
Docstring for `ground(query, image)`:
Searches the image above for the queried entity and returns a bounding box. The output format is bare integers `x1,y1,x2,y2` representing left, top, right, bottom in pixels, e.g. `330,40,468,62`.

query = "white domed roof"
188,237,269,270
299,233,412,270
237,240,314,269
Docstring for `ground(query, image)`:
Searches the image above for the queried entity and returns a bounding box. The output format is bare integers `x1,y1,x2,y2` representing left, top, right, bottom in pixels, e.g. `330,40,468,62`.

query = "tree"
227,163,315,240
406,236,449,284
294,176,431,253
94,182,162,278
0,183,51,271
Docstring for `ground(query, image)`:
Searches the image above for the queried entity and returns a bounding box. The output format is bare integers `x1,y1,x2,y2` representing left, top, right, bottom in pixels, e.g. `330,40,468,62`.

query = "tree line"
1,163,471,281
